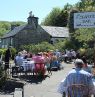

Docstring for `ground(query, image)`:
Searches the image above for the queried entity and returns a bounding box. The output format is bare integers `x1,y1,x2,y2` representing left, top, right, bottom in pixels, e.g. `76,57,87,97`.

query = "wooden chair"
67,84,90,97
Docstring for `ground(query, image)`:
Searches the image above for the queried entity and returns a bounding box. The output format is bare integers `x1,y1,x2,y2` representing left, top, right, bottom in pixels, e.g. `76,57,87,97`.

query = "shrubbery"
1,40,92,64
0,47,17,61
10,48,17,60
20,42,55,53
85,48,94,64
0,47,17,87
78,48,94,64
19,40,78,53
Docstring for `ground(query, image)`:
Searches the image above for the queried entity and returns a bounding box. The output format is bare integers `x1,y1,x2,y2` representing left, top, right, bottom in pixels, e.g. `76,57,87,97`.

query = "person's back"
66,68,93,89
57,59,95,97
15,52,23,66
33,56,44,63
64,69,92,97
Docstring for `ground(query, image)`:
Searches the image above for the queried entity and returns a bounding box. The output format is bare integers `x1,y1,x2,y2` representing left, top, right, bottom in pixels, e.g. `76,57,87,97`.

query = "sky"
0,0,79,24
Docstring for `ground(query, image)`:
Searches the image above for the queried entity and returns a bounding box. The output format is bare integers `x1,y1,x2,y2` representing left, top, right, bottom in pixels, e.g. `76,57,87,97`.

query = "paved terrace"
24,62,74,97
0,62,74,97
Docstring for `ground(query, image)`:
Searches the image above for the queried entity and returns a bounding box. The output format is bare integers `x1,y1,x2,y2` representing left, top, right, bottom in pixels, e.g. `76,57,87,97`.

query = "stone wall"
13,25,50,49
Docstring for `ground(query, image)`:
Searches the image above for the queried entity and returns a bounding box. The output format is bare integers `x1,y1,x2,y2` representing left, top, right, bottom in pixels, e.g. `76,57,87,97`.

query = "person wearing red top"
32,53,46,77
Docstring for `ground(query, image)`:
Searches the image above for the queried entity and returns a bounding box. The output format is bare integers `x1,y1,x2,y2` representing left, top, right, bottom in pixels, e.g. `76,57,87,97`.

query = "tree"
0,21,26,37
75,0,95,11
41,7,61,26
54,10,68,27
0,21,10,37
70,0,95,48
54,3,72,27
41,4,72,27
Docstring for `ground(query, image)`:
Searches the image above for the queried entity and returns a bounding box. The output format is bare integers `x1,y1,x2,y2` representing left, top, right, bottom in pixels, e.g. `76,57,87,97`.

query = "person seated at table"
23,55,28,61
21,50,27,58
15,52,23,66
50,53,59,70
32,52,44,63
43,52,52,75
57,59,95,97
26,52,33,61
22,52,33,61
32,52,46,76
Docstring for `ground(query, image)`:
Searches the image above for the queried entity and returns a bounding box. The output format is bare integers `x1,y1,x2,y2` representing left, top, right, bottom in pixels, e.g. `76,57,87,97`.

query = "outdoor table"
21,60,35,71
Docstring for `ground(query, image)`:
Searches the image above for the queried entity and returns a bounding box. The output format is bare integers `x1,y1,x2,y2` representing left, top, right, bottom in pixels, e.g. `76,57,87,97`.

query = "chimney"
27,11,39,28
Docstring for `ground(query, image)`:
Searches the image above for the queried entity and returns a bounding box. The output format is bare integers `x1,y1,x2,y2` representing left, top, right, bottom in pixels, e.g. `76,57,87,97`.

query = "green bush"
78,48,86,56
78,48,94,64
54,40,65,51
85,48,94,64
64,40,76,50
0,48,6,55
10,48,17,60
54,39,76,51
0,48,17,61
0,48,6,61
20,42,55,53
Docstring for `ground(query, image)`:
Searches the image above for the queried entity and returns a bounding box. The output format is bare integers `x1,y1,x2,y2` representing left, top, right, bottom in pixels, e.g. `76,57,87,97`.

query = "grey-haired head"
74,59,84,68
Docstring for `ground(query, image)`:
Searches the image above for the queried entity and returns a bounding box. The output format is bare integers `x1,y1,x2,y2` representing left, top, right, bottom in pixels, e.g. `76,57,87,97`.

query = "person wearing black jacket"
4,47,11,70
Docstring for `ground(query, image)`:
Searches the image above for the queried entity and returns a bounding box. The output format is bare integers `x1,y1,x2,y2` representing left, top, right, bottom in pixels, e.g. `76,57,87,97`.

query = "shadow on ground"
18,75,50,84
0,79,24,95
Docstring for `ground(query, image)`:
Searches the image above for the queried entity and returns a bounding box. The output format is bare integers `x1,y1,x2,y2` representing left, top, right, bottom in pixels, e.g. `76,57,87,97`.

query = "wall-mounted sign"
74,12,95,28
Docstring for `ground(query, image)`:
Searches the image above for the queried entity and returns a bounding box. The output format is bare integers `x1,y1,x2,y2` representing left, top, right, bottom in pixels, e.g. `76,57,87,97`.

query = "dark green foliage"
85,48,94,64
75,0,95,11
41,7,61,26
55,10,68,27
41,3,73,27
68,9,79,33
78,48,94,64
68,0,95,50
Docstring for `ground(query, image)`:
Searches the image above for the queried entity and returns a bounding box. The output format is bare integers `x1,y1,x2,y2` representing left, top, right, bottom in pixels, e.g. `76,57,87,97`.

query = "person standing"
4,47,11,70
57,59,95,97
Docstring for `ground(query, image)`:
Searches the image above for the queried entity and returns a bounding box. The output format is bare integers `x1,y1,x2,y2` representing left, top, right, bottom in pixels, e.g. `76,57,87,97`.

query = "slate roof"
1,24,26,38
1,25,69,39
41,26,69,38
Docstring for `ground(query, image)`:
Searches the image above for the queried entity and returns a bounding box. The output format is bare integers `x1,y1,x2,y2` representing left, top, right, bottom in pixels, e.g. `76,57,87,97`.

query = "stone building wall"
13,25,50,49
